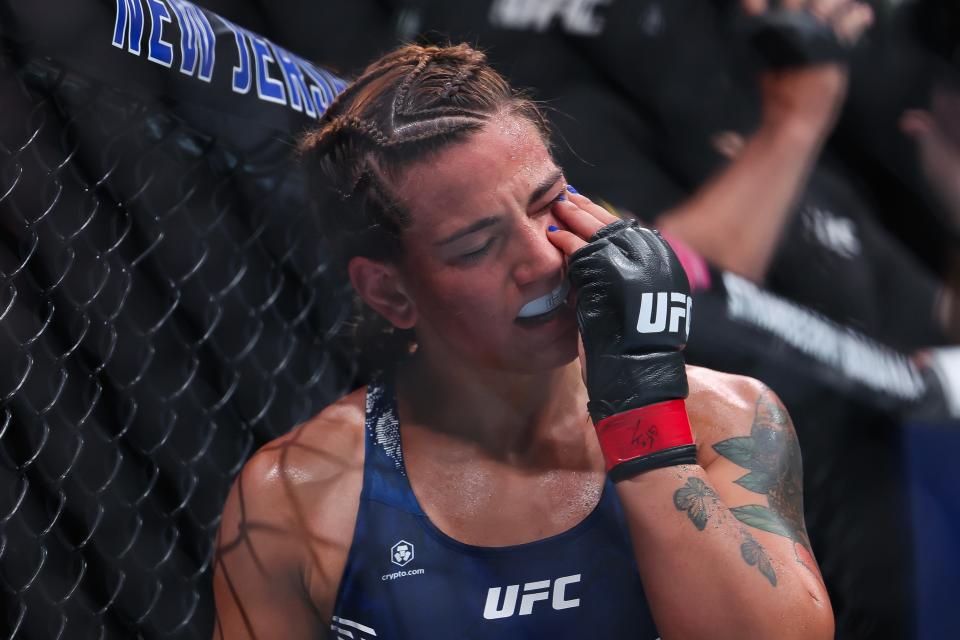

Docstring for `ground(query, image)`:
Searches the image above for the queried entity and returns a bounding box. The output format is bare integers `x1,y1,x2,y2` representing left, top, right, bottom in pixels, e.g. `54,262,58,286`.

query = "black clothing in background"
767,164,947,352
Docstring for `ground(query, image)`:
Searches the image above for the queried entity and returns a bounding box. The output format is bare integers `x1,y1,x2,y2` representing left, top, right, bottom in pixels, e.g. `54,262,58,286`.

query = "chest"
332,457,658,640
406,456,606,547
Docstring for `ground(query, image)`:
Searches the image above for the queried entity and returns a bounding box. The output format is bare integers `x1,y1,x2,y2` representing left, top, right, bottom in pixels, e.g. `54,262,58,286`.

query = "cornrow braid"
322,44,477,125
389,54,432,122
299,43,551,373
349,116,391,147
441,63,479,98
309,50,429,136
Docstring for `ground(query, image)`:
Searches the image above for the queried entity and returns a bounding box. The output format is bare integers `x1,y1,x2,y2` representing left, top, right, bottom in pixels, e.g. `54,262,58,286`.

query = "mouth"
515,279,570,324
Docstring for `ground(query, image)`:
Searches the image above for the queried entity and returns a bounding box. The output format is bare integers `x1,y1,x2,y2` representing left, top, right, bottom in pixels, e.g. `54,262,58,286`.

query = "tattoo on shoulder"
711,389,812,553
673,477,777,586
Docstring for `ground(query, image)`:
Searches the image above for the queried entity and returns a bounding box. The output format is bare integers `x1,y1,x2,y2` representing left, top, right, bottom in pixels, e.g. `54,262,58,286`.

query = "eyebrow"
433,168,564,247
528,168,564,208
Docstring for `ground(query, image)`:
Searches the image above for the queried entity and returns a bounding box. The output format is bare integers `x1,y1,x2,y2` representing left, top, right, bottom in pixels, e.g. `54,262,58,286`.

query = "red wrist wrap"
595,400,694,473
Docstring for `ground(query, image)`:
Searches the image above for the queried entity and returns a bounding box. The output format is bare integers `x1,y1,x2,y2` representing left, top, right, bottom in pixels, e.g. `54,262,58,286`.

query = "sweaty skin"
212,367,829,639
213,115,832,640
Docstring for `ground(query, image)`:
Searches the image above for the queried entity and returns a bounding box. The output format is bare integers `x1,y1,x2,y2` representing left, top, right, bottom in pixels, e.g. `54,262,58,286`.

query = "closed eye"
532,189,566,217
457,238,495,263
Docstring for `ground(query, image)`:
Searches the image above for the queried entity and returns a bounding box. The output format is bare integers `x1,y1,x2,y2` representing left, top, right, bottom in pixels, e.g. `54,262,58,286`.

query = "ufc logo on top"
637,292,692,337
483,574,581,619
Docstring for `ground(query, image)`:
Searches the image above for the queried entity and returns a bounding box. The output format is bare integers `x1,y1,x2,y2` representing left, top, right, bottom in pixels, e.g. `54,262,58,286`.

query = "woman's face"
391,113,578,372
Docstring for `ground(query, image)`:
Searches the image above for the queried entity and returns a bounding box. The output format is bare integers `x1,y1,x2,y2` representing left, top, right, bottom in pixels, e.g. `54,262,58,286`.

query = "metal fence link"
0,46,356,638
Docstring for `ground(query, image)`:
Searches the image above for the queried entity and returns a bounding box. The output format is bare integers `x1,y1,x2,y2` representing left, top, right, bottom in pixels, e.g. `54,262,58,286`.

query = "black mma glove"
568,220,697,481
745,9,848,69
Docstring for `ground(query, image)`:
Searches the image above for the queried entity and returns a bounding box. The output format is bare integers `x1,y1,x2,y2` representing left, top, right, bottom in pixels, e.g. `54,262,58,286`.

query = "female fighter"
212,43,833,639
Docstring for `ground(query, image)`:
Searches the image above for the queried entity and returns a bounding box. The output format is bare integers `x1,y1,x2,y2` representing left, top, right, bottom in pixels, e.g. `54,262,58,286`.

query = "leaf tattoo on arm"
670,389,815,587
741,532,777,587
673,477,778,586
712,390,812,553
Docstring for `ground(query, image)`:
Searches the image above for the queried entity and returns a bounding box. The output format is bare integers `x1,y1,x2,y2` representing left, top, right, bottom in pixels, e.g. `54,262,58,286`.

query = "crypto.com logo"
390,540,414,567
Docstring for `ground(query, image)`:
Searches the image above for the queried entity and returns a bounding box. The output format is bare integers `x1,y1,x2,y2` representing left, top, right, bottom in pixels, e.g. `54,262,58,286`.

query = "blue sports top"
330,377,660,640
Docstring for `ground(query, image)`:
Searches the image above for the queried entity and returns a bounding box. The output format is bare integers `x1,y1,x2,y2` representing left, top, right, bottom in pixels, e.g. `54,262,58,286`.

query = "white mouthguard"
517,280,570,319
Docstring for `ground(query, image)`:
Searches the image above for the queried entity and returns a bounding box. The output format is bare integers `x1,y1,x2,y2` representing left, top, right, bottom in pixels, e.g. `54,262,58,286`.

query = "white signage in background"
803,206,862,259
722,272,926,400
926,347,960,417
488,0,612,36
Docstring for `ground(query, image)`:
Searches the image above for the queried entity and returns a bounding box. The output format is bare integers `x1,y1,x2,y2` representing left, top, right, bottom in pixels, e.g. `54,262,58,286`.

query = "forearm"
552,195,833,637
616,464,833,640
939,252,960,343
657,119,826,283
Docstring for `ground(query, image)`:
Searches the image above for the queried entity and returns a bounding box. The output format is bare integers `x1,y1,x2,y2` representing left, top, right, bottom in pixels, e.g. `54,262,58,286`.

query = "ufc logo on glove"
636,292,692,338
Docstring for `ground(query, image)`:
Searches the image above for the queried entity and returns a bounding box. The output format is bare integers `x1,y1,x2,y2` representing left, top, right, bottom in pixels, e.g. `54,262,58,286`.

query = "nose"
510,216,565,289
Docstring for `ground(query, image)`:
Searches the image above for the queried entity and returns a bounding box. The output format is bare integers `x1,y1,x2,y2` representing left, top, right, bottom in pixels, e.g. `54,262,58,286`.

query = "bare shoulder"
213,387,367,637
237,386,366,534
684,365,792,468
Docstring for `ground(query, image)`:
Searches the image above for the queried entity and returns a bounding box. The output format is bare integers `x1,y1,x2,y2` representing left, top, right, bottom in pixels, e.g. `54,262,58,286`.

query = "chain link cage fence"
0,2,357,636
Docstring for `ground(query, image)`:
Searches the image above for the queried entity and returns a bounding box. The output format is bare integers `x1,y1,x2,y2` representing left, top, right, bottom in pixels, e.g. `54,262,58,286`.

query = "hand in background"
744,0,874,137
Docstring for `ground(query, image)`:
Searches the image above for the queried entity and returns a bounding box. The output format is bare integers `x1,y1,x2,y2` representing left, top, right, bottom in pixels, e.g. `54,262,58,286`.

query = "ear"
348,256,417,330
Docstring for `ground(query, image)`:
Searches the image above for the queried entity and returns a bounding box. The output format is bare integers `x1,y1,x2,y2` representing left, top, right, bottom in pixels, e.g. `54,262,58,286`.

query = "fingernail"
566,185,578,194
557,192,566,201
548,225,559,232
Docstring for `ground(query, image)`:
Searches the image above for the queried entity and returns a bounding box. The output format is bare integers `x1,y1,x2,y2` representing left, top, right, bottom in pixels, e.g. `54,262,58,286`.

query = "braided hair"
299,44,551,371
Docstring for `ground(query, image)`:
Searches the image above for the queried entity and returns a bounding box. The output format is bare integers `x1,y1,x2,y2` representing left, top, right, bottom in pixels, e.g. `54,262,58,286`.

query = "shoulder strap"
362,376,424,514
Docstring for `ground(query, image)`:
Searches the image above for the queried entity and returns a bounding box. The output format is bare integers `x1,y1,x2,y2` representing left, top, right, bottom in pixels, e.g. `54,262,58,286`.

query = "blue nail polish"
557,192,566,201
548,225,558,232
566,185,578,194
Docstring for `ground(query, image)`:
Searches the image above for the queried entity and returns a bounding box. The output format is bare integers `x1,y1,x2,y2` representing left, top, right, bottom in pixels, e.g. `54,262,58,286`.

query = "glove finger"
568,242,625,305
605,225,663,265
568,235,611,270
590,218,633,242
607,227,691,292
